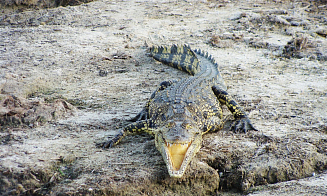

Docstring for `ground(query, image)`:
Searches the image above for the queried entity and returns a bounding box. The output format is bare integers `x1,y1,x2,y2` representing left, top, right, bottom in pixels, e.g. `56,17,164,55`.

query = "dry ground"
1,0,327,195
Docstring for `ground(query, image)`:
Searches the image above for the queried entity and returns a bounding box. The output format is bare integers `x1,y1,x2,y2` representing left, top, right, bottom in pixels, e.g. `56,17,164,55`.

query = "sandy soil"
1,0,327,195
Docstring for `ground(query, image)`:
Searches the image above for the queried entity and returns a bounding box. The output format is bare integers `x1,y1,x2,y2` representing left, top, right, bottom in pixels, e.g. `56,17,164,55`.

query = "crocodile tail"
149,44,200,75
193,48,218,68
194,48,227,90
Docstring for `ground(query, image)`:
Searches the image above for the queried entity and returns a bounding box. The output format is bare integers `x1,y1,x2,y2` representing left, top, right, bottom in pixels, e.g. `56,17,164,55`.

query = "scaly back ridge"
193,48,218,67
194,48,226,90
150,44,200,75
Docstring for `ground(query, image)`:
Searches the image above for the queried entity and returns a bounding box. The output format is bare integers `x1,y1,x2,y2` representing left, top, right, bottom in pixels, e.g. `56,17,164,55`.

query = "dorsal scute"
150,45,200,75
194,48,218,69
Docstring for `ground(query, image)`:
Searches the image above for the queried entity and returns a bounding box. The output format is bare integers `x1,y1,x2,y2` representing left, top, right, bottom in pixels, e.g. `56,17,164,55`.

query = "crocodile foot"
231,118,258,133
96,131,124,148
96,140,115,148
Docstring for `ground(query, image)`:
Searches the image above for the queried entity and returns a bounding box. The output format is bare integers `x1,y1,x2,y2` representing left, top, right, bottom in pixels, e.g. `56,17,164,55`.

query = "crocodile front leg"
212,86,257,132
130,80,177,122
97,119,155,148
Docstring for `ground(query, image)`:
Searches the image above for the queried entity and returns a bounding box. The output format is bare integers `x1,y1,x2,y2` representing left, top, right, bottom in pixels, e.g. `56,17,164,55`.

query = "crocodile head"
154,120,202,178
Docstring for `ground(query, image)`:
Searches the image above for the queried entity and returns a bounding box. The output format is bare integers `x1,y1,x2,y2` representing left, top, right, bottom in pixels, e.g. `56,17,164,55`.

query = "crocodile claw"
231,118,258,133
96,130,125,149
96,139,115,148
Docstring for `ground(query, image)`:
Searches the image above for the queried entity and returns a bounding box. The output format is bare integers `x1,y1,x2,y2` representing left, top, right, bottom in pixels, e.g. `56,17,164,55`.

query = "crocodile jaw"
165,141,191,171
156,134,202,178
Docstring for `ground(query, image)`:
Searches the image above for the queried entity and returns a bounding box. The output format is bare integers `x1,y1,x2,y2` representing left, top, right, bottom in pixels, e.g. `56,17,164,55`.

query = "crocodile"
97,45,257,178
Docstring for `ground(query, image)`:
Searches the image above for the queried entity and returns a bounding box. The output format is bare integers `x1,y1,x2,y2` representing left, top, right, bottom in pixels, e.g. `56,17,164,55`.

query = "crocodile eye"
167,121,175,128
183,123,192,129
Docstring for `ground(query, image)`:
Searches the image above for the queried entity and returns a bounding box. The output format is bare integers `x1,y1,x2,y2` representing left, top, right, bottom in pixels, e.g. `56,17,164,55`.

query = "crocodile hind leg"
130,80,176,122
212,86,257,132
96,119,155,148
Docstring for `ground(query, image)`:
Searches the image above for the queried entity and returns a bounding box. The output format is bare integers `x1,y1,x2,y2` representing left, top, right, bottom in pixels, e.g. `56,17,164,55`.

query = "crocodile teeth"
165,141,191,170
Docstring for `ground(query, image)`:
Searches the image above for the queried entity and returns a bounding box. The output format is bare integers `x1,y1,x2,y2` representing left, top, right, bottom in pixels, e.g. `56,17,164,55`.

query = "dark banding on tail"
149,44,200,75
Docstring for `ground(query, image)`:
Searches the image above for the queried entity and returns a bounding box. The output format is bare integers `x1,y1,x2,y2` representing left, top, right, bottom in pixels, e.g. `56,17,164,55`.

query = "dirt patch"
0,0,95,11
0,95,75,127
1,0,327,195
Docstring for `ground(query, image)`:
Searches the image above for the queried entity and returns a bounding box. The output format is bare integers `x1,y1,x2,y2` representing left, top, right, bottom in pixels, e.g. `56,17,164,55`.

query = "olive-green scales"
98,45,256,177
